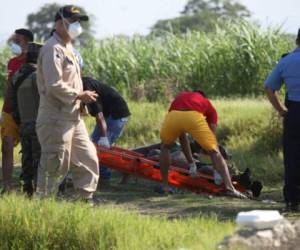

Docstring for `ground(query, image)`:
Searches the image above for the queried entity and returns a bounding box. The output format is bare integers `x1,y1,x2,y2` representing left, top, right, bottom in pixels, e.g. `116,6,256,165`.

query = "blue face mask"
10,42,22,55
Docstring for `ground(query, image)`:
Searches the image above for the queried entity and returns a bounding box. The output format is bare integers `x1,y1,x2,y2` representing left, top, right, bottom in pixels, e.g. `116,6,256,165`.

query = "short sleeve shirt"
169,91,218,124
2,56,26,113
265,47,300,101
82,77,130,119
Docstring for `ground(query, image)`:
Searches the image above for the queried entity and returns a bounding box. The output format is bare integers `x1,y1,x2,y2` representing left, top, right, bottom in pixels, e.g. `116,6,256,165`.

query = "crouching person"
82,76,130,181
11,42,42,196
159,91,247,198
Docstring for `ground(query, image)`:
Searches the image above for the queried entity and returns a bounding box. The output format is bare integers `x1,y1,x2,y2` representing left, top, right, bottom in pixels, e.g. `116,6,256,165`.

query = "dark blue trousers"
283,100,300,204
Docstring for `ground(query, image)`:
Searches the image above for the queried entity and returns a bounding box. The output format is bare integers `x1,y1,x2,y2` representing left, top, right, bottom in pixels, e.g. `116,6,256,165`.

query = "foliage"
181,0,250,17
85,99,284,184
81,21,292,101
26,3,94,44
0,48,11,94
151,11,220,35
0,21,293,100
151,0,251,35
0,194,235,250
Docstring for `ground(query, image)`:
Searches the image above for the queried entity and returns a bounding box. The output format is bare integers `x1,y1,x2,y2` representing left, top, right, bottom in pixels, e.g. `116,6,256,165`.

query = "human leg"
106,116,128,145
159,111,181,191
179,133,197,176
36,120,73,197
1,112,19,192
159,144,171,191
283,106,300,209
20,124,34,196
1,136,14,192
70,119,99,198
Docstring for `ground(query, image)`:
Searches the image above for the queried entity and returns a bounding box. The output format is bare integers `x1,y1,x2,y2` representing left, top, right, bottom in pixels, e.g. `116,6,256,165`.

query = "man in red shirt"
159,91,246,198
1,29,33,193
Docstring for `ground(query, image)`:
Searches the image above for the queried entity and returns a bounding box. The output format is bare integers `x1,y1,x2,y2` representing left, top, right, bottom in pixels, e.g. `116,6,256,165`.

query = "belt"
286,100,300,109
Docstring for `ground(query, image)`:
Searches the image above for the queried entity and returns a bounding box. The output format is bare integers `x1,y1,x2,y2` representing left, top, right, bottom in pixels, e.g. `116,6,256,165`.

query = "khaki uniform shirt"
37,33,82,122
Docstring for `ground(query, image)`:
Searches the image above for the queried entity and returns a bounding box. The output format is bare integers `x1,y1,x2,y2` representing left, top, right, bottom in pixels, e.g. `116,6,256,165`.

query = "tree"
181,0,250,18
151,11,219,36
150,0,251,36
26,3,95,44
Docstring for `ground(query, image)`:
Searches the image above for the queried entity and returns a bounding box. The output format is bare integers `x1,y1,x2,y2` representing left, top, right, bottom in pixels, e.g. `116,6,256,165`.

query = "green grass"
0,194,235,250
1,97,285,185
88,98,282,184
0,98,289,249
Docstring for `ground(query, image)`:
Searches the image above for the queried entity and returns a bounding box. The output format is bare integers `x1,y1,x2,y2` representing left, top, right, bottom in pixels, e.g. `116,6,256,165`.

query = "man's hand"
97,137,110,147
278,108,287,117
77,91,98,104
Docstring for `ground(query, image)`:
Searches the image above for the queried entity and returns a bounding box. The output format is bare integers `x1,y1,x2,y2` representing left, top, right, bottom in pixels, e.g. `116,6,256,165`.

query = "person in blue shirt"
265,28,300,212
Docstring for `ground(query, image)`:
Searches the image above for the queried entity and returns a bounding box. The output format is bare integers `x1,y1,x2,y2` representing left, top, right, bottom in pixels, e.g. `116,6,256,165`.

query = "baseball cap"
55,5,89,22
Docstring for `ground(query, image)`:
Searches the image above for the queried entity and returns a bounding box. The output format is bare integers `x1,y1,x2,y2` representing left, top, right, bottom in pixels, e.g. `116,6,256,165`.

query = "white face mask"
10,42,22,56
67,21,82,39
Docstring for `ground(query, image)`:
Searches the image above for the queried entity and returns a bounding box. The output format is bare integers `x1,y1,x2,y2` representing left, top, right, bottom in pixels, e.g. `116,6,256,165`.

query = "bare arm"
95,112,107,137
208,123,217,135
179,133,193,164
265,86,287,116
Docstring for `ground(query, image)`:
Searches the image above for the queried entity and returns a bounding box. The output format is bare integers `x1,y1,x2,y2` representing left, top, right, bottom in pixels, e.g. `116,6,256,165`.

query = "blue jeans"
91,116,128,180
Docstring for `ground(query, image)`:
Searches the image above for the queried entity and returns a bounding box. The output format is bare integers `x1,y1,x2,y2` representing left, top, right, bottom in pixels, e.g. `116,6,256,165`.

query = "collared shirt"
36,32,83,122
265,47,300,101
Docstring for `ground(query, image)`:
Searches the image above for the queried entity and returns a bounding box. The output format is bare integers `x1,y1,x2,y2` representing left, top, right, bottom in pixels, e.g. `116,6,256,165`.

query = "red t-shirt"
2,56,26,113
169,91,218,125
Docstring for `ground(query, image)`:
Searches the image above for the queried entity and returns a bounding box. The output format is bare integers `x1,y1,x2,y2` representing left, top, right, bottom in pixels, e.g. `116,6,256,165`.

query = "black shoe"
290,202,300,212
238,168,252,189
282,202,300,213
250,181,263,198
83,197,105,207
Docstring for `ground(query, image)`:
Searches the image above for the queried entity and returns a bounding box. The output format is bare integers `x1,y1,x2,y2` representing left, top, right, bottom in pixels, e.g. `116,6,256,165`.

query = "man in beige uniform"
36,5,99,201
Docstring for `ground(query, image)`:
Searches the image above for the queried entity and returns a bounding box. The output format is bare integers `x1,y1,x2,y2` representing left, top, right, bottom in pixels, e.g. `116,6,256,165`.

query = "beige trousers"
36,118,99,198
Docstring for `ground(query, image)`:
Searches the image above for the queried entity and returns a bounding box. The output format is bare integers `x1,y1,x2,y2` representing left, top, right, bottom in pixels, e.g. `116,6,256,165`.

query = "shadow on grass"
93,174,285,220
0,167,289,221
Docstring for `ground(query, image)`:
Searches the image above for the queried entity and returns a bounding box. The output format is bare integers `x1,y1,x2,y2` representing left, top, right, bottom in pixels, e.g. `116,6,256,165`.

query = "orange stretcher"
96,145,245,195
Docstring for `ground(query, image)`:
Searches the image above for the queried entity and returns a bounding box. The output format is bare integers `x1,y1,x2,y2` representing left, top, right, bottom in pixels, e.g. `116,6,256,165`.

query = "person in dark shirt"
265,29,300,212
11,42,42,196
82,76,130,180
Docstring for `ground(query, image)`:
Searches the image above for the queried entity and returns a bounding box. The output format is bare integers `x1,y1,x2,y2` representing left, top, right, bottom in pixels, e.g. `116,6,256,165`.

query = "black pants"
283,100,300,203
20,122,41,196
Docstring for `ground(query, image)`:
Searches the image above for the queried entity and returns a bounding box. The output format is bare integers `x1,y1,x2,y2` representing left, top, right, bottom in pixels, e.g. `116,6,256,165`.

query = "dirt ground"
2,167,300,221
92,172,288,220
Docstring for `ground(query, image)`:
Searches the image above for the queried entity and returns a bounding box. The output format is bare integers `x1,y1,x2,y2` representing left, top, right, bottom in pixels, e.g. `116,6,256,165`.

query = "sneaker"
290,203,300,212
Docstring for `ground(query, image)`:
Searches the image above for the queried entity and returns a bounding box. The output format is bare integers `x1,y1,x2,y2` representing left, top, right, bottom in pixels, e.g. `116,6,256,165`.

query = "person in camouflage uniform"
11,42,42,196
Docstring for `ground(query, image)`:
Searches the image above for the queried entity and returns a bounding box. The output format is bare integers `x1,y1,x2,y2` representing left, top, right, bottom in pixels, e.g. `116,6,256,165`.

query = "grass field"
0,20,295,248
0,98,293,250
